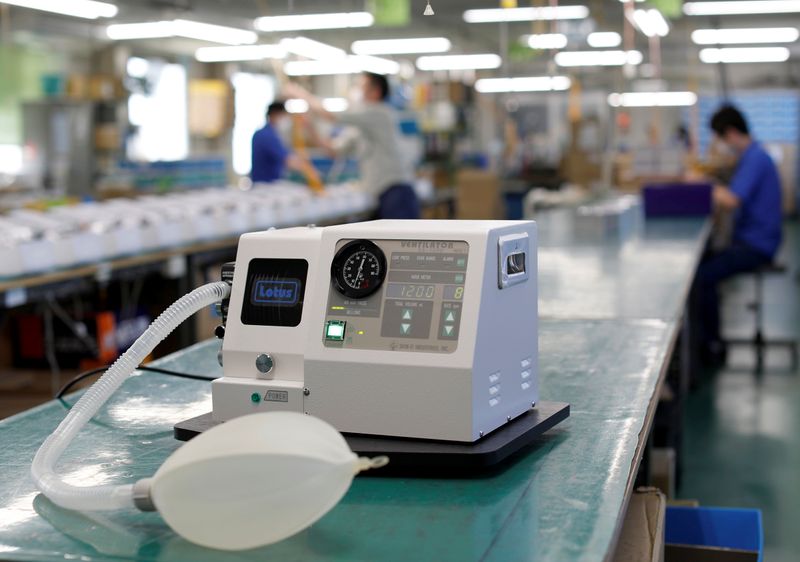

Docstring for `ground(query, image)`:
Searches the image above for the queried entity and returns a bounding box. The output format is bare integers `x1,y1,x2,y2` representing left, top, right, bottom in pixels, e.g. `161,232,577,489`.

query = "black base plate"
174,401,569,474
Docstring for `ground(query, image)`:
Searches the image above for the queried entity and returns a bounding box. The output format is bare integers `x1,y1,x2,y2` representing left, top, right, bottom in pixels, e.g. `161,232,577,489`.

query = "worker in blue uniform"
692,105,783,366
251,101,318,185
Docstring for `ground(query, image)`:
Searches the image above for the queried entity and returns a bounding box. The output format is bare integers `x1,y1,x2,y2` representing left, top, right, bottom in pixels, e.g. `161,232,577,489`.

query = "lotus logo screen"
242,258,308,327
252,279,300,306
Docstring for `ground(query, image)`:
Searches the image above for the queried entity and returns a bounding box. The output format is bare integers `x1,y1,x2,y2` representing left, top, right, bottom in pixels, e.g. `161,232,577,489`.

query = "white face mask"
348,86,364,104
717,141,735,157
275,118,292,136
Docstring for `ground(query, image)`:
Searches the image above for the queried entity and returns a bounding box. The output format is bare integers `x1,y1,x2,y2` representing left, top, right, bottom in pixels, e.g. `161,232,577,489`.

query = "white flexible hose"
31,282,231,511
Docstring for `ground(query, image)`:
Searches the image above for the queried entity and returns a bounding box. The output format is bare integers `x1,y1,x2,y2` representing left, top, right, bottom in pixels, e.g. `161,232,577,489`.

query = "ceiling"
2,1,800,89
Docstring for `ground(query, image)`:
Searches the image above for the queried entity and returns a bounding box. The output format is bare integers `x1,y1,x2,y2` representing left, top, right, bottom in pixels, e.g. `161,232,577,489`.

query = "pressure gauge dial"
331,240,387,299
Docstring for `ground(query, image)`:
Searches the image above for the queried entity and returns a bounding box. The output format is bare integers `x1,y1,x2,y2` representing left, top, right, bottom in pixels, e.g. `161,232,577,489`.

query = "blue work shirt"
729,141,782,258
251,124,289,183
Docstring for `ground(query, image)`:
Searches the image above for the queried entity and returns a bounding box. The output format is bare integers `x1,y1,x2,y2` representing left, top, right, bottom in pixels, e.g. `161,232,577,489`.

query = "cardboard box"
455,169,502,220
612,487,666,562
650,448,676,500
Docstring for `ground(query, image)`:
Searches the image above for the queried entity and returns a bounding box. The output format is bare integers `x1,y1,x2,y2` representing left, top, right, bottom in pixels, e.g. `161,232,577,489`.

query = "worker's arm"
718,146,762,211
285,153,324,192
283,83,337,123
713,185,741,210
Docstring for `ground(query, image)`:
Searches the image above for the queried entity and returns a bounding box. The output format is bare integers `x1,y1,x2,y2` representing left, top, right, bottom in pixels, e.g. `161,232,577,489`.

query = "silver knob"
255,353,274,374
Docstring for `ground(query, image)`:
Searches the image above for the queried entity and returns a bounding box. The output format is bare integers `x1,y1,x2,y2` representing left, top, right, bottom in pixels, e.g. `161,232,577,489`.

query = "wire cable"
56,364,217,400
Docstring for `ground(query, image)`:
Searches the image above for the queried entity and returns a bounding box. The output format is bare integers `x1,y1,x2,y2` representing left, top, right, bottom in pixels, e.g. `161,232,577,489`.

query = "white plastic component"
31,282,231,512
151,412,362,551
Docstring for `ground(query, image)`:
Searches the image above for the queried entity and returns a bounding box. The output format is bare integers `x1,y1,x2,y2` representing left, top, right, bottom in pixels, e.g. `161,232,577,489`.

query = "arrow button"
444,311,456,323
401,323,411,335
402,309,413,320
443,325,454,336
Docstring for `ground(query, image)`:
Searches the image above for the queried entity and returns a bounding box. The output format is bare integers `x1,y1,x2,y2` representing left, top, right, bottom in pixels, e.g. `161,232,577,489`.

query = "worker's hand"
683,168,706,182
712,184,740,210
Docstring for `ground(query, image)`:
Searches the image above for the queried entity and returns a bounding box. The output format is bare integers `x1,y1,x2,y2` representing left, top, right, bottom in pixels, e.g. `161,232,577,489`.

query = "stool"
725,263,799,372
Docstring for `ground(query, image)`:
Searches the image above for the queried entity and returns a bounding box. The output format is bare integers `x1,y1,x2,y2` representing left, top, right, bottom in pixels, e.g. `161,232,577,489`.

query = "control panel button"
381,300,433,339
325,320,346,341
438,302,462,340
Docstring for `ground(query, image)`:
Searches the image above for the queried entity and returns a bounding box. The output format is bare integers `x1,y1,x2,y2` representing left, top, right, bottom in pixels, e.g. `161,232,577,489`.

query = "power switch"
325,320,346,341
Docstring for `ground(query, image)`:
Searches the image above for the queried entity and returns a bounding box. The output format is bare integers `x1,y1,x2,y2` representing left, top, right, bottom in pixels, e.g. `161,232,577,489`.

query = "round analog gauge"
331,240,387,299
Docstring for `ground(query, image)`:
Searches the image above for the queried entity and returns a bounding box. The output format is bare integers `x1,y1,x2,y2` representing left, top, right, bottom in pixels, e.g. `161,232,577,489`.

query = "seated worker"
692,105,782,365
285,73,420,219
251,101,321,188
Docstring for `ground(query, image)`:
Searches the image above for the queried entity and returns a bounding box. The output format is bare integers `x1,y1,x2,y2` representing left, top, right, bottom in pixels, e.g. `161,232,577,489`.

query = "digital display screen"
242,259,308,327
385,283,436,299
443,285,464,301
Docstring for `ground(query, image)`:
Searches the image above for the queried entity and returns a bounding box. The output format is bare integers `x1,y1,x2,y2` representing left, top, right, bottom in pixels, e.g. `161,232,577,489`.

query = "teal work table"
0,210,708,562
536,208,708,321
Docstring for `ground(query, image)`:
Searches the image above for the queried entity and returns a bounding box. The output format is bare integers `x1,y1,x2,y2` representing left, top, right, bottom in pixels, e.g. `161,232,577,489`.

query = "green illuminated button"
325,320,346,341
251,392,261,403
402,309,413,320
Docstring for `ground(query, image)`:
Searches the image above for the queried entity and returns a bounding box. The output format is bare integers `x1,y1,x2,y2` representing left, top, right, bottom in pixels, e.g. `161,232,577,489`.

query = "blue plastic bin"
503,192,525,220
666,506,763,562
642,183,712,218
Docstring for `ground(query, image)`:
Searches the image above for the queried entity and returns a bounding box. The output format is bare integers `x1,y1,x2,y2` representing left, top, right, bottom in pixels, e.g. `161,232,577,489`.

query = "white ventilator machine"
215,220,538,441
31,220,547,552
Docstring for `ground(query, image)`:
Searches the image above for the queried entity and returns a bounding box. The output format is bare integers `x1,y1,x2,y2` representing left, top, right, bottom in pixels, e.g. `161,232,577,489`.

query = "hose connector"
133,478,155,512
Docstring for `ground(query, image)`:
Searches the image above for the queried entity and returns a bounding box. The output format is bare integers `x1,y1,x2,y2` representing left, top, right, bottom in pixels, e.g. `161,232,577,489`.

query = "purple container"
643,183,712,218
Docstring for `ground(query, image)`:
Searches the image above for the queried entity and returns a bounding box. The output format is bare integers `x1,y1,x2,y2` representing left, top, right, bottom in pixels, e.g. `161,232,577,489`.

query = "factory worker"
285,73,420,219
251,100,320,187
692,105,782,366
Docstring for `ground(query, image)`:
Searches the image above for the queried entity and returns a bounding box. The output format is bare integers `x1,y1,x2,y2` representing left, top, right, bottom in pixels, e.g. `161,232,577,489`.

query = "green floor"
681,221,800,562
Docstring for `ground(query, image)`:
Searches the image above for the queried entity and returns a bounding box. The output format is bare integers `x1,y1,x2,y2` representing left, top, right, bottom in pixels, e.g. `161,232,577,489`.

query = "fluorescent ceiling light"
608,91,697,107
107,21,173,40
524,33,568,49
555,50,643,67
351,55,401,75
281,37,346,60
107,20,257,45
254,11,373,32
587,32,622,48
285,99,309,113
691,27,799,44
0,145,23,175
126,57,149,78
172,19,257,45
416,54,502,71
0,0,117,19
632,9,669,38
195,45,286,62
475,76,572,93
699,46,790,62
463,6,589,23
322,98,349,112
684,1,800,15
284,56,399,76
351,37,451,55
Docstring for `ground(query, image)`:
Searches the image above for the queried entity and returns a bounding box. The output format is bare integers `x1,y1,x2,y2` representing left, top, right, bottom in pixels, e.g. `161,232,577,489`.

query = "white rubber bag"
150,411,385,551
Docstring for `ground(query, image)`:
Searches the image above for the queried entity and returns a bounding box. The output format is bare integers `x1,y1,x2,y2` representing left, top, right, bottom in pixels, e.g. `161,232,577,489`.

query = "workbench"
0,209,708,562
